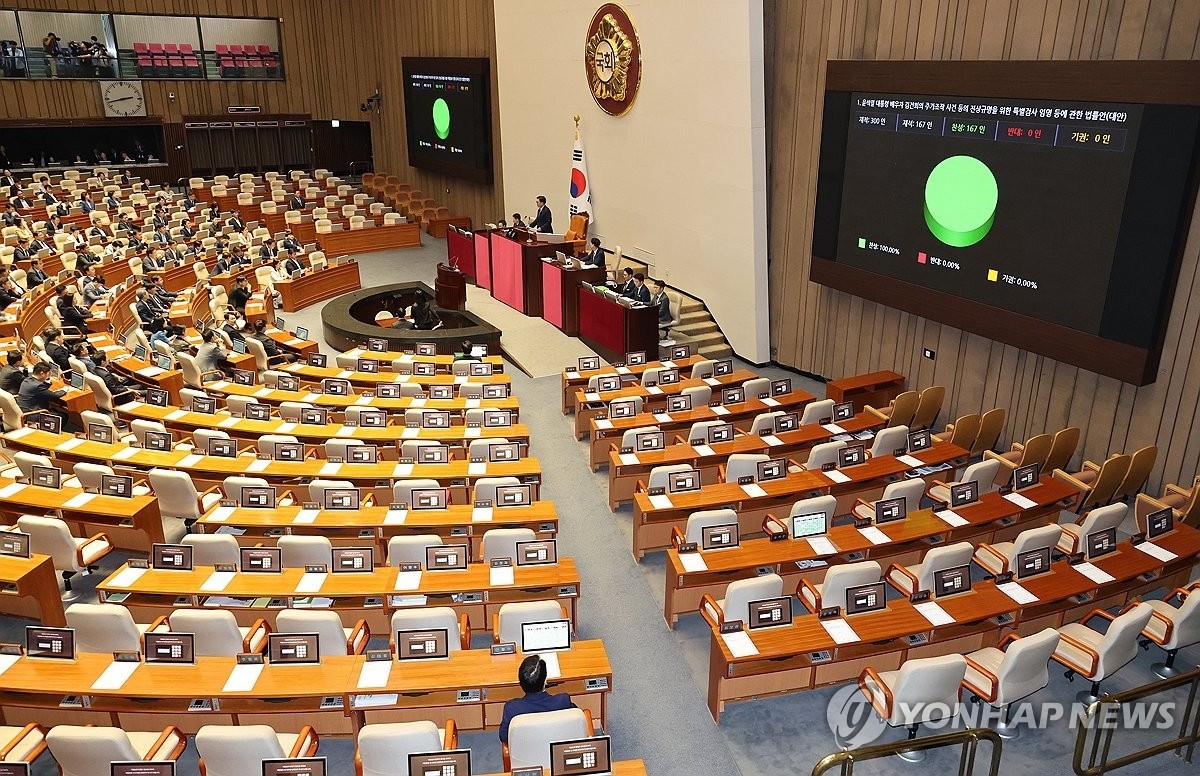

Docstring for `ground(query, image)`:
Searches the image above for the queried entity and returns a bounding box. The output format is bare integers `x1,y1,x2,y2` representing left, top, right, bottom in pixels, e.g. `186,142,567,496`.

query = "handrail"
811,728,1003,776
1073,664,1200,775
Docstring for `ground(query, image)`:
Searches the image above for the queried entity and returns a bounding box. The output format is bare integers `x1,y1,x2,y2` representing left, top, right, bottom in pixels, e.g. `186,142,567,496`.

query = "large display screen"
811,63,1200,385
402,57,493,184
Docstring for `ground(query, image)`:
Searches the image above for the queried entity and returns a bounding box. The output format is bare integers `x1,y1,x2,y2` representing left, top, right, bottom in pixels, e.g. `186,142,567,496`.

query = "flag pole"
573,114,580,140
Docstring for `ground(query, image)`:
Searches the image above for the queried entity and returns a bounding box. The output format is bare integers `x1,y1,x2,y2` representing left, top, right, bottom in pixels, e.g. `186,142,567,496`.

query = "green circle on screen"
432,98,451,140
924,155,998,248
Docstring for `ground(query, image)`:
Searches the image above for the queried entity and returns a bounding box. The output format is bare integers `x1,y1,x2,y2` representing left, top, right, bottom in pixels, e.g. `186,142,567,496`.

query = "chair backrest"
468,437,509,460
391,607,463,651
13,450,52,479
972,408,1006,455
609,395,644,417
876,479,926,515
800,399,835,426
195,725,286,776
1160,590,1200,650
71,461,115,491
883,391,919,428
910,385,946,430
725,453,769,483
681,384,711,407
474,476,521,505
481,528,537,562
992,627,1061,706
870,425,910,457
508,708,590,769
387,534,443,566
276,609,348,655
46,726,141,776
182,534,241,566
392,479,442,506
689,359,715,380
748,411,783,436
741,377,770,400
1081,454,1133,511
1043,426,1081,473
83,372,114,411
258,433,300,453
886,654,967,726
647,464,695,491
640,367,663,387
1095,603,1155,680
804,440,846,470
1016,434,1054,470
913,541,975,593
148,469,202,522
169,609,245,656
721,573,784,623
305,480,354,508
1010,524,1064,559
686,420,726,444
820,560,882,610
132,419,169,448
357,722,444,776
497,600,565,644
957,458,1001,492
65,603,142,653
787,494,838,526
1113,445,1158,502
0,390,22,431
684,508,739,543
1076,502,1128,541
16,515,83,572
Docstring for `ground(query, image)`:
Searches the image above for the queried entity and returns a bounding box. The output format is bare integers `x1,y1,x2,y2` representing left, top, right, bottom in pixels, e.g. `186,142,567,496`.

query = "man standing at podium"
530,195,553,233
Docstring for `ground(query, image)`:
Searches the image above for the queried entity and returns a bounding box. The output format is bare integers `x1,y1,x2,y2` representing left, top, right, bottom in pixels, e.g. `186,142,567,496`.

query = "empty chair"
495,600,568,644
677,508,738,545
885,541,974,597
798,559,881,614
505,708,593,771
276,609,368,655
72,462,148,495
926,458,1001,504
644,463,696,492
689,359,716,379
182,533,240,566
909,385,946,430
308,479,360,506
866,390,919,428
278,535,333,568
474,476,521,504
1052,602,1155,703
392,479,443,506
701,572,783,626
1056,454,1131,511
324,438,364,460
869,424,909,457
0,723,46,766
681,384,712,407
1111,445,1158,503
391,607,469,651
608,395,644,417
686,420,729,444
356,721,459,776
640,367,664,387
278,402,313,421
741,377,771,399
258,433,300,454
80,410,134,444
973,523,1063,577
65,602,153,653
16,515,112,601
131,418,172,448
857,655,968,761
1140,584,1200,678
1057,502,1128,555
971,407,1007,457
46,725,186,776
851,478,926,522
166,609,270,656
748,411,784,436
195,724,319,776
722,453,769,483
961,628,1062,738
803,440,847,470
1042,426,1082,474
149,468,223,529
9,450,55,481
985,433,1052,486
481,528,537,562
468,437,510,461
387,534,443,567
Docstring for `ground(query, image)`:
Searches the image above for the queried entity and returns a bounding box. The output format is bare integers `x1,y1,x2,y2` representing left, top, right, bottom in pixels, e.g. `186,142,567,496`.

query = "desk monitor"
595,375,620,392
30,465,61,489
482,383,509,399
154,354,173,371
274,442,305,461
417,445,449,464
427,384,453,399
874,497,906,524
377,383,402,399
516,539,558,566
414,362,437,377
367,337,388,353
332,546,374,572
837,443,866,468
1016,547,1051,579
845,581,887,616
667,394,692,413
1014,463,1040,491
87,422,114,444
608,400,636,419
671,345,692,360
658,368,681,385
832,401,854,422
489,442,519,463
232,339,247,355
721,386,745,405
295,326,310,341
625,351,646,366
635,430,665,452
300,407,329,425
713,359,734,377
31,412,59,434
324,488,360,510
747,596,793,630
950,481,979,508
208,437,238,458
232,369,255,386
268,632,320,665
549,736,611,776
484,409,513,428
242,486,277,508
356,359,379,374
667,469,701,494
102,474,133,498
415,343,437,356
425,544,468,571
307,353,327,367
701,523,739,550
907,429,932,453
112,762,175,776
496,484,532,506
411,488,448,510
263,757,327,776
774,413,799,433
469,344,488,358
191,396,216,414
241,546,282,573
146,388,169,407
521,619,571,653
772,378,792,396
0,531,30,559
708,423,735,444
25,626,74,660
396,628,449,661
421,411,451,429
1147,508,1174,540
133,345,148,361
407,750,470,776
791,512,827,539
578,356,601,371
358,411,388,429
67,370,85,389
756,458,787,482
151,543,193,570
144,632,195,665
346,445,378,464
322,379,350,396
469,362,493,377
933,565,972,597
278,375,301,391
1086,527,1118,560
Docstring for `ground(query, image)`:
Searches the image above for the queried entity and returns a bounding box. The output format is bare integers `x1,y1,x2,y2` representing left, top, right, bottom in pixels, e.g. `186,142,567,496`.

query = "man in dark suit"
134,289,162,325
1,205,17,226
629,273,651,305
179,220,197,240
617,268,636,297
212,253,233,276
103,192,120,210
226,209,245,233
26,258,49,287
584,237,605,270
652,279,672,326
258,238,279,263
56,289,91,333
29,232,54,256
289,192,305,211
12,238,31,263
43,328,72,370
530,196,553,233
498,655,576,743
281,230,302,252
40,187,58,206
89,350,141,404
16,363,66,414
0,351,25,395
281,248,303,276
180,193,197,212
228,275,252,313
10,194,31,209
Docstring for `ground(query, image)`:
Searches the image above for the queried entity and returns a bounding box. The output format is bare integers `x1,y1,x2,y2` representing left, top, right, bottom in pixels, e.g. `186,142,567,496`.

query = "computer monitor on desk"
874,497,906,524
1086,527,1118,560
152,543,193,571
1013,463,1039,491
396,628,449,660
1147,508,1174,539
791,512,827,540
933,565,972,597
845,582,887,615
550,736,611,776
262,758,325,776
708,423,734,444
747,597,793,629
268,632,320,665
425,544,467,571
407,751,470,776
667,469,701,494
701,523,738,550
522,619,571,653
112,762,175,776
144,632,195,665
1016,547,1051,579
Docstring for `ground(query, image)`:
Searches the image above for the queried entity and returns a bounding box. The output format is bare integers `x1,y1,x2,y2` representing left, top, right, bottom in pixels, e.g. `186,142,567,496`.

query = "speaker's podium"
578,283,659,363
488,228,574,317
542,257,605,336
435,262,466,311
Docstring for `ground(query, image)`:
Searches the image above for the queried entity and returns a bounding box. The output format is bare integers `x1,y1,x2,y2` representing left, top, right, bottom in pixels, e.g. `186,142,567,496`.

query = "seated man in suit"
289,192,305,211
89,350,142,404
228,275,252,313
628,272,652,305
281,248,304,276
226,209,246,234
259,238,279,263
12,238,32,264
77,192,95,213
530,195,553,233
25,257,49,287
1,204,18,226
134,288,163,326
212,252,233,276
56,288,92,333
103,191,121,210
250,319,295,364
616,268,636,297
281,230,302,252
583,237,605,270
43,327,72,371
179,220,197,240
498,655,576,743
16,364,68,425
0,351,25,395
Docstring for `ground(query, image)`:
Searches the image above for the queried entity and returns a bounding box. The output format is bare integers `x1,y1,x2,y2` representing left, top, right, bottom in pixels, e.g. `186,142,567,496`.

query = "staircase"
661,294,733,360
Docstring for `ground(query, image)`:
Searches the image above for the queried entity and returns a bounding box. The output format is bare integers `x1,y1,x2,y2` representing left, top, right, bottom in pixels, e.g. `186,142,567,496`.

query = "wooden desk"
825,370,906,414
542,261,605,336
489,231,572,316
577,287,659,364
277,261,362,313
662,477,1078,626
204,380,521,418
631,442,970,558
425,215,472,239
0,553,66,626
0,475,163,552
704,526,1200,721
446,226,476,280
320,349,506,373
319,222,422,255
560,356,709,414
481,763,646,776
280,362,512,389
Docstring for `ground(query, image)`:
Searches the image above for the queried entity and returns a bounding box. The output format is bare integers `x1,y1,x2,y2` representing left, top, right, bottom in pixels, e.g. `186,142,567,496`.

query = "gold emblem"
584,5,641,116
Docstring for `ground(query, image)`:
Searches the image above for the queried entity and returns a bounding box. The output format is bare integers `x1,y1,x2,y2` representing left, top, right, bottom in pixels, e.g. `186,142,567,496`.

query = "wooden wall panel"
767,0,1200,493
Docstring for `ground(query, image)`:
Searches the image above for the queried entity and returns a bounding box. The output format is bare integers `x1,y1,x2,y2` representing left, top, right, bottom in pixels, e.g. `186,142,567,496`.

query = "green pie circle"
432,98,451,140
924,155,998,248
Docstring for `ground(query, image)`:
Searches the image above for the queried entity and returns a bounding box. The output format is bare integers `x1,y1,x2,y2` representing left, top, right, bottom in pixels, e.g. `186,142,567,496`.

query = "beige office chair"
323,438,364,460
65,602,156,653
356,721,459,776
884,541,974,597
307,480,363,507
1057,502,1127,555
971,407,1007,457
722,453,770,483
46,725,186,776
803,440,846,471
909,385,946,431
1141,584,1200,678
148,468,223,530
1042,426,1082,475
869,425,909,457
961,628,1061,739
505,708,594,771
165,609,270,656
468,438,512,461
258,433,301,454
686,420,729,444
1052,602,1155,703
276,609,369,656
985,433,1052,486
800,398,835,425
866,390,919,428
701,573,784,627
182,534,241,566
16,515,112,601
80,410,135,444
481,528,537,562
677,508,739,545
858,655,967,761
851,478,926,522
741,377,771,400
195,724,319,776
973,523,1062,577
748,411,784,436
391,607,470,651
926,458,1000,504
387,534,444,567
798,559,881,614
0,723,47,767
392,479,443,507
474,476,522,505
689,360,716,380
494,601,569,645
278,535,334,568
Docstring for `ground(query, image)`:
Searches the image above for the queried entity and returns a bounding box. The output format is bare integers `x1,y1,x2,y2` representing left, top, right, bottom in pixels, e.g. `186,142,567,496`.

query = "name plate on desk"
512,768,544,776
236,653,264,665
719,620,744,634
818,606,842,620
491,642,517,656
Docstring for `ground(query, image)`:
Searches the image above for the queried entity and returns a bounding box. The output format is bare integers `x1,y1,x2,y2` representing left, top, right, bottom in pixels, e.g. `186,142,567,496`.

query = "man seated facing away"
194,329,233,376
17,363,67,421
498,655,577,744
89,350,143,404
0,351,25,395
43,327,72,370
250,319,295,364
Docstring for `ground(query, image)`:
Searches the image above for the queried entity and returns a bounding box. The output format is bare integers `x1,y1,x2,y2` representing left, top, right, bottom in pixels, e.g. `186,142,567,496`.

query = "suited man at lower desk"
498,655,576,743
628,272,652,306
616,268,635,297
530,195,553,233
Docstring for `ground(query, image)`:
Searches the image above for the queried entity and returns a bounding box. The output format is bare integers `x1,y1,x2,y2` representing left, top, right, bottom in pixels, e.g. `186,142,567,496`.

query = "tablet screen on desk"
144,431,172,451
747,596,793,629
713,359,734,377
144,632,195,665
516,539,557,566
357,359,379,374
202,438,235,459
415,343,437,356
595,376,620,392
701,523,739,550
667,469,701,494
377,383,402,398
421,411,451,429
87,423,114,444
233,369,255,386
791,512,827,539
112,762,175,776
483,383,509,399
489,442,519,463
242,486,277,508
30,465,61,489
774,413,799,433
933,565,972,597
25,626,74,660
262,758,325,776
522,619,571,653
102,474,133,498
721,386,744,405
417,445,449,464
772,378,792,396
301,407,329,425
845,582,886,616
470,362,494,377
635,431,664,452
232,339,247,355
278,375,300,392
346,445,378,463
578,356,600,371
950,481,979,508
332,546,373,572
0,531,29,559
671,345,692,360
757,458,787,482
837,444,866,468
367,338,388,353
1013,463,1039,491
832,402,854,422
625,351,646,366
322,379,349,396
496,485,532,506
1016,547,1051,579
658,369,680,386
708,423,734,444
133,345,148,361
241,547,282,573
1148,508,1174,539
191,396,216,414
1086,527,1118,560
407,750,470,776
907,429,932,453
550,736,611,776
358,411,387,428
307,353,327,368
295,327,310,342
0,762,31,776
667,394,692,413
268,632,320,665
411,489,447,510
483,410,513,428
324,489,360,510
608,400,636,419
152,543,193,570
425,544,467,571
396,628,449,660
873,497,906,524
428,384,453,399
67,370,85,389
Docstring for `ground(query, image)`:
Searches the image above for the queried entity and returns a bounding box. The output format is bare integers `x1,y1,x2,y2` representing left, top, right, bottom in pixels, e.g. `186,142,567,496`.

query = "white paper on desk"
337,370,353,379
472,506,494,522
165,409,188,420
63,492,98,509
390,595,428,607
935,509,969,527
137,366,165,377
296,572,327,593
393,463,415,477
401,427,419,439
56,437,86,451
538,651,562,679
760,435,783,447
276,422,297,433
468,462,487,476
6,427,35,439
293,509,320,524
395,374,411,383
465,399,481,409
178,453,205,468
319,462,343,476
703,377,721,387
658,360,676,369
107,566,148,588
858,526,891,545
652,413,672,423
648,494,674,510
584,392,600,402
222,663,264,693
112,447,139,460
208,506,236,523
897,455,925,468
490,565,515,586
218,416,239,428
409,398,426,407
915,601,956,627
594,419,613,430
465,427,481,438
253,387,273,398
646,386,664,395
822,618,861,645
394,570,422,591
997,581,1038,605
0,482,26,498
720,630,759,658
618,453,640,466
821,423,847,434
384,509,407,525
92,660,140,690
200,571,236,592
285,364,302,372
247,458,271,473
1003,492,1039,510
711,405,731,416
693,444,715,457
334,425,356,438
1136,541,1178,562
348,395,370,407
824,470,852,484
454,375,467,385
357,660,392,689
0,653,19,677
616,366,632,375
679,553,708,573
209,381,230,390
1073,562,1116,585
807,536,838,556
740,483,768,498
